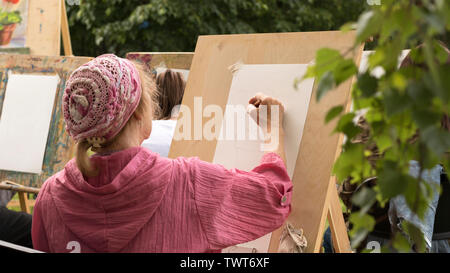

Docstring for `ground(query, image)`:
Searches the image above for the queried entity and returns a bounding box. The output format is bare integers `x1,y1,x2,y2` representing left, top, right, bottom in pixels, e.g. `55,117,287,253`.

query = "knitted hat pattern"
63,54,142,142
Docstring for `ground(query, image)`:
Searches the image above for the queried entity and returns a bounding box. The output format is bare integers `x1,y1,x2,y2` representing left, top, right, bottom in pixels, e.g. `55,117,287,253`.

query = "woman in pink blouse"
31,54,293,253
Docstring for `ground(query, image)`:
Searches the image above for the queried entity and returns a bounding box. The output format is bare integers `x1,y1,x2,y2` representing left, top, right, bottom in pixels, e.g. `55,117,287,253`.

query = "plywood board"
0,54,92,187
26,0,62,55
169,31,363,252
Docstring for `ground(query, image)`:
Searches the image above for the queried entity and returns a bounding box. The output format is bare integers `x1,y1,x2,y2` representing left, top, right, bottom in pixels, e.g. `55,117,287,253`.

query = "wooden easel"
60,0,73,56
0,0,74,213
169,32,364,253
0,54,91,214
1,181,39,214
25,0,72,56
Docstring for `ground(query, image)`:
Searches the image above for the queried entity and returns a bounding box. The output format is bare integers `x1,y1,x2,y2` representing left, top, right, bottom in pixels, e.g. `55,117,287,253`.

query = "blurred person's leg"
0,190,15,207
389,162,442,252
431,239,450,253
0,206,33,249
322,227,334,253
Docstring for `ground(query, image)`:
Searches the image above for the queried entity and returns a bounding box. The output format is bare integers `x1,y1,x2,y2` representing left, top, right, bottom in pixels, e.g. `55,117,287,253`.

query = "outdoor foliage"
67,0,366,57
305,0,450,252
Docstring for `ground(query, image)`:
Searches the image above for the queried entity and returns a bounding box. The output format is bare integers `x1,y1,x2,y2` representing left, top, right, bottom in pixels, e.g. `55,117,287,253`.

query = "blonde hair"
75,61,160,177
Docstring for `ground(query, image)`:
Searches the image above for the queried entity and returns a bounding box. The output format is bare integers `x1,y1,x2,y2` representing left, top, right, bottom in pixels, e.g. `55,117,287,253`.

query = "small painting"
0,0,28,48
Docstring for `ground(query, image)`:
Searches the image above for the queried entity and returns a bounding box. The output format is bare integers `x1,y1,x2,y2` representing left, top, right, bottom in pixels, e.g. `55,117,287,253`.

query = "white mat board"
0,72,59,174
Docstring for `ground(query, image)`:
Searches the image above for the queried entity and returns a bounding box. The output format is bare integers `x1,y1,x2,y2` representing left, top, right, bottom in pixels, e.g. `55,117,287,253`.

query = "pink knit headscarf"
63,54,142,144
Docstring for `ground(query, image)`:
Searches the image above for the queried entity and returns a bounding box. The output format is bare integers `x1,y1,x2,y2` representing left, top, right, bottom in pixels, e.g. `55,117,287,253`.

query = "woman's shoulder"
36,161,74,204
44,158,83,187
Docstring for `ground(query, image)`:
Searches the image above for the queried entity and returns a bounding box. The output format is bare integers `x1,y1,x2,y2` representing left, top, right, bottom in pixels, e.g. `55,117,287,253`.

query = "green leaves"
325,105,344,124
357,72,378,97
377,160,410,199
352,187,377,214
67,0,366,57
421,126,450,157
355,10,381,45
401,221,427,253
335,113,360,139
383,88,411,117
311,48,343,78
332,142,372,183
335,59,358,85
310,0,450,252
316,71,335,101
304,48,358,101
349,212,375,249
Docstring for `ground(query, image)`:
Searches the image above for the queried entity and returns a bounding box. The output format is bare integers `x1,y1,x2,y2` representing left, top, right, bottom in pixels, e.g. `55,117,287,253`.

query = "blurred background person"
142,69,186,157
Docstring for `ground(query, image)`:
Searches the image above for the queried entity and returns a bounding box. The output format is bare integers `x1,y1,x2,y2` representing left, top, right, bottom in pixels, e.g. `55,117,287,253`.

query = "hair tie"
86,136,106,148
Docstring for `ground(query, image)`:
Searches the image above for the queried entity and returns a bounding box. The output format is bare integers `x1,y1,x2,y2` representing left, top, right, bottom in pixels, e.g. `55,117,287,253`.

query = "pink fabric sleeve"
187,152,293,250
31,183,50,252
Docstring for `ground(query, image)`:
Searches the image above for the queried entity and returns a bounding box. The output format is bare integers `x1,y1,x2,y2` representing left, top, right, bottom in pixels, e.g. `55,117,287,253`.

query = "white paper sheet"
0,72,60,174
214,64,315,252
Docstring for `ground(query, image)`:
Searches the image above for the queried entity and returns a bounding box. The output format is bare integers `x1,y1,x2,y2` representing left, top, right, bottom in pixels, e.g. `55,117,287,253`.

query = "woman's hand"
247,93,287,163
247,93,285,135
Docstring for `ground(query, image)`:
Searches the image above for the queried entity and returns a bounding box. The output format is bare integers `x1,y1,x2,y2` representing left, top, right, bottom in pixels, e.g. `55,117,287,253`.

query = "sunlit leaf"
325,105,344,124
316,71,335,101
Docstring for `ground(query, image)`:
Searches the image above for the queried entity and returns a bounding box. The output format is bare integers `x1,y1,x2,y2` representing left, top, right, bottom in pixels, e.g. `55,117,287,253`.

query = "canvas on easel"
169,31,364,253
0,55,91,191
0,0,74,213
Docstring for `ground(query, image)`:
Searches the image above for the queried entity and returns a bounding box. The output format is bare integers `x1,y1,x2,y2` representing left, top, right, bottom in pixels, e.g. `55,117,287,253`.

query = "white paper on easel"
214,64,315,253
0,72,60,174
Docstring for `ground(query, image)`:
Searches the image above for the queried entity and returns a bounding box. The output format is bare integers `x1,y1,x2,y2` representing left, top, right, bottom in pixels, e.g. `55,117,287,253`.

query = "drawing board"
169,31,364,252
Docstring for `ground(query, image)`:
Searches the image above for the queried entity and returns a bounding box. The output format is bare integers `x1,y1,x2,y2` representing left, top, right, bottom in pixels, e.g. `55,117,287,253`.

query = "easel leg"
267,225,284,253
18,192,30,214
61,0,73,56
327,184,352,253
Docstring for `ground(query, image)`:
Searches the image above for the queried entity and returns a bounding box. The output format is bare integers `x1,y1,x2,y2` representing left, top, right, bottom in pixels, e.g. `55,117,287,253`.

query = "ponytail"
75,140,98,178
